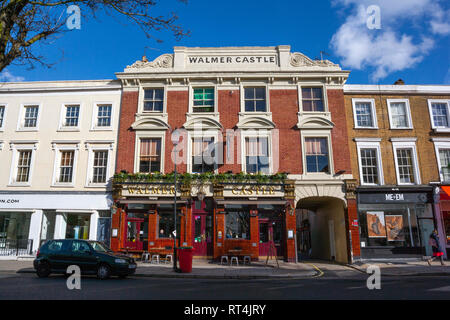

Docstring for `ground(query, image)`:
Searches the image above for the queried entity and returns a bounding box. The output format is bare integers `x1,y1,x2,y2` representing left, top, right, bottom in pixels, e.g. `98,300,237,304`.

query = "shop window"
65,214,90,240
444,211,450,245
225,206,250,240
192,137,216,173
244,87,266,112
158,210,180,239
245,137,270,174
0,212,32,241
143,89,164,112
305,137,329,173
193,88,214,112
139,138,161,173
302,87,324,112
358,204,424,251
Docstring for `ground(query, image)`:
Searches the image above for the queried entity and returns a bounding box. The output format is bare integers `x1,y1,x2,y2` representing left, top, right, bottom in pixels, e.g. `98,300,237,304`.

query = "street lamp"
171,129,180,272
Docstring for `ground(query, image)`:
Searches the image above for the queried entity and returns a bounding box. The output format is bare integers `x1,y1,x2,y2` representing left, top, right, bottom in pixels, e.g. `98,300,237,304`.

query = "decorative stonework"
127,54,174,69
290,52,338,68
344,179,358,200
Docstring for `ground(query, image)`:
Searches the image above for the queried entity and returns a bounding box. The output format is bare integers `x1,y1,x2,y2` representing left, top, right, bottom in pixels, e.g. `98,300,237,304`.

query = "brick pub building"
110,46,360,263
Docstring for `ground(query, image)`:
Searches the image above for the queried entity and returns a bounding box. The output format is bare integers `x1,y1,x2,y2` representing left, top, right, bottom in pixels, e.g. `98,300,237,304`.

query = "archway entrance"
296,196,347,263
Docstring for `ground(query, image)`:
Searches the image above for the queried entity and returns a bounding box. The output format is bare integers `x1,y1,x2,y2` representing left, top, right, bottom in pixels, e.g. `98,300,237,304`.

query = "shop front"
437,186,450,258
357,187,436,259
0,191,111,256
111,179,297,262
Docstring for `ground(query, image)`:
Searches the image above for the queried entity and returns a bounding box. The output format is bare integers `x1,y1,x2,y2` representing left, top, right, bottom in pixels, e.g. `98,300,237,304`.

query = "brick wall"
116,91,138,173
345,94,449,185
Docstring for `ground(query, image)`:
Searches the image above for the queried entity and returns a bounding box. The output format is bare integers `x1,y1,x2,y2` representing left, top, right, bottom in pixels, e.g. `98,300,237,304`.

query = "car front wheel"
36,261,51,278
97,264,110,280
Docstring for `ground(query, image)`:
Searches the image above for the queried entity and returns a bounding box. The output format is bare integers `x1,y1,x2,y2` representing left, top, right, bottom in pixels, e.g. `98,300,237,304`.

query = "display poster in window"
366,211,387,238
385,215,404,241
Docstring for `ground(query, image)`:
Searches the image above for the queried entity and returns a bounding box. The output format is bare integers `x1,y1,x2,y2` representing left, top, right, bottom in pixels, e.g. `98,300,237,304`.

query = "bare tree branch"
0,0,189,72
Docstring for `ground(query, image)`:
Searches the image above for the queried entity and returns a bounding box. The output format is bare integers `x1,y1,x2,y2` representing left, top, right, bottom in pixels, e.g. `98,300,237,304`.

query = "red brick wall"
218,90,241,173
165,91,189,174
116,91,139,173
271,90,303,174
328,89,352,174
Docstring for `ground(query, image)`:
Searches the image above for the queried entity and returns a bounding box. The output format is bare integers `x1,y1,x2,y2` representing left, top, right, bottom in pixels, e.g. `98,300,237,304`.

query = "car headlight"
115,258,127,264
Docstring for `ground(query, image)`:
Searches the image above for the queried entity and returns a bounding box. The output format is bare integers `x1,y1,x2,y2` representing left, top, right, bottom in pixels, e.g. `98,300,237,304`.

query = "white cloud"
330,0,449,82
0,69,25,82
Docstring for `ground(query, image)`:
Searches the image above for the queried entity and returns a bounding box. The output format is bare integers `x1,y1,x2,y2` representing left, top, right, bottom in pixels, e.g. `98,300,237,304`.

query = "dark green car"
33,239,137,279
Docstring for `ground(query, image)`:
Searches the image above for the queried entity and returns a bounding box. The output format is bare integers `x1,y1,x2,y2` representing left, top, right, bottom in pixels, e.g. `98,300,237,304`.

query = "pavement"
0,258,448,279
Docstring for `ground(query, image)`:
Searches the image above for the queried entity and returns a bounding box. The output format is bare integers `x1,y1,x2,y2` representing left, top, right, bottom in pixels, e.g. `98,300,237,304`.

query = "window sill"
90,127,113,132
7,183,31,187
57,128,80,132
433,128,450,133
51,184,75,188
390,127,413,130
354,127,379,130
16,128,38,132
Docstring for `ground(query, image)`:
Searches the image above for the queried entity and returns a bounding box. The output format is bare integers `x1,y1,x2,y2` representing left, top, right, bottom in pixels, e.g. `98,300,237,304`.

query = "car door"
70,240,98,274
46,240,71,272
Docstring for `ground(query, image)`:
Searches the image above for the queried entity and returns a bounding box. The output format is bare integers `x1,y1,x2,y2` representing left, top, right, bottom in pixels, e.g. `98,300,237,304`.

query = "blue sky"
1,0,449,84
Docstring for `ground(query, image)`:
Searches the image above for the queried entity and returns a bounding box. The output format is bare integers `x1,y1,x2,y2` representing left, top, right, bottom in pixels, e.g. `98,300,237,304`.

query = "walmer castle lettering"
188,56,277,64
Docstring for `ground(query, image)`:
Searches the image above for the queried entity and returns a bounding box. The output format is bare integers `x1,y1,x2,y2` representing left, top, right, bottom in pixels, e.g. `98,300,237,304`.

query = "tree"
0,0,189,72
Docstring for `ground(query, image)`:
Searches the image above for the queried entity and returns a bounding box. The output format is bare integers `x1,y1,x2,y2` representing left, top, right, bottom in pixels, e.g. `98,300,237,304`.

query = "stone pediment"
236,117,276,129
131,117,170,130
183,117,223,130
297,116,334,129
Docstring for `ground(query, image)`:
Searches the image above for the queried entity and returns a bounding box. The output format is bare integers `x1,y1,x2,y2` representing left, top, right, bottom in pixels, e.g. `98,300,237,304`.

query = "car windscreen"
90,241,110,253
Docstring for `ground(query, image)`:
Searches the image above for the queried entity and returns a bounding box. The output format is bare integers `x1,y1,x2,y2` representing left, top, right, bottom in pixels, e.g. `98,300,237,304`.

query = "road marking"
428,286,450,292
305,263,324,278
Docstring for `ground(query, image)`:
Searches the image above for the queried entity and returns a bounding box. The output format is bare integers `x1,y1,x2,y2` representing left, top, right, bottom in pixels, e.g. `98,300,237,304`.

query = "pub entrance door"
192,200,213,257
259,219,284,257
124,216,145,251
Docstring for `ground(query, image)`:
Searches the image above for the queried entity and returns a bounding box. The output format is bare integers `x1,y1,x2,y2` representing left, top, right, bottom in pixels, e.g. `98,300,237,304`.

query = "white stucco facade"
0,80,121,255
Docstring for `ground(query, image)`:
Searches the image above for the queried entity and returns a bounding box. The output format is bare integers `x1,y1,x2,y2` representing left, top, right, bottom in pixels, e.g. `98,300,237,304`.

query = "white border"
91,101,115,131
51,142,80,187
0,103,7,131
8,142,39,186
240,130,272,174
356,140,384,185
428,99,450,132
386,99,413,129
134,131,166,174
16,103,42,131
391,140,421,185
432,138,450,183
58,102,82,131
352,98,377,129
301,130,334,176
85,142,114,187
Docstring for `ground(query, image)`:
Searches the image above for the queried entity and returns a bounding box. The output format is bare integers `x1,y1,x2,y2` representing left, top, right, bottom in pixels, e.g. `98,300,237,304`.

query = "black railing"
0,239,33,256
